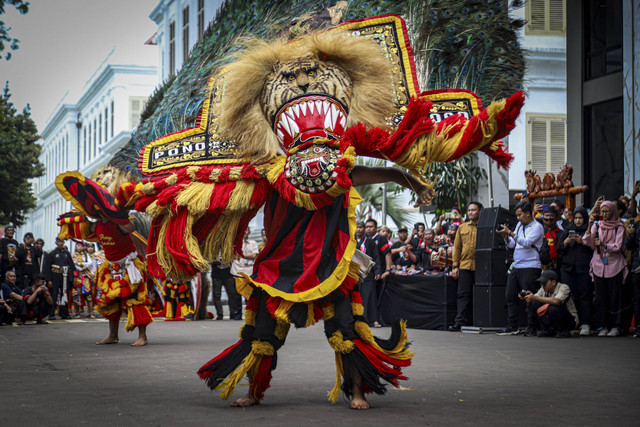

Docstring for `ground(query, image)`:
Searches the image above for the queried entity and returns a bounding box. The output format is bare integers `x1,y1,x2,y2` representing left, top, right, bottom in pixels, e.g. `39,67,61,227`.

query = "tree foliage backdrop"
0,0,29,60
354,158,414,229
0,83,43,226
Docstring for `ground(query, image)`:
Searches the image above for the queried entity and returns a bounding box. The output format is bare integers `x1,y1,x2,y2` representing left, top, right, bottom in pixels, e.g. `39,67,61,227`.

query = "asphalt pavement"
1,311,639,426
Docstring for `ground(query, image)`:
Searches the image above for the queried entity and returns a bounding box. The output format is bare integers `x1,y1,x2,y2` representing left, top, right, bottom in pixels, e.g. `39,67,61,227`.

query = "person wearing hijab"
583,200,628,337
557,206,594,336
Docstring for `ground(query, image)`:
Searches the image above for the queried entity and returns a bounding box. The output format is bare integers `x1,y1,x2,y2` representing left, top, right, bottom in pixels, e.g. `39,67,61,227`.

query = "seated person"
0,298,13,325
520,270,578,338
1,270,22,324
392,245,417,273
18,274,53,324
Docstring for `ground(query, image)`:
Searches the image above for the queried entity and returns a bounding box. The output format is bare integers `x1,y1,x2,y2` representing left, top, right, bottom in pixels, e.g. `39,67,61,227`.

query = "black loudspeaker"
473,285,507,327
476,207,517,249
475,248,509,287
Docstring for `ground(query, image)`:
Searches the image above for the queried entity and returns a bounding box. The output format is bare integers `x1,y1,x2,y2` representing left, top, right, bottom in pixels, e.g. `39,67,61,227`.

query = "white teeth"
322,100,329,114
308,101,315,115
277,129,284,140
324,108,333,130
287,114,299,135
331,105,339,129
291,104,300,118
279,116,291,136
340,113,346,128
315,101,322,114
300,102,307,116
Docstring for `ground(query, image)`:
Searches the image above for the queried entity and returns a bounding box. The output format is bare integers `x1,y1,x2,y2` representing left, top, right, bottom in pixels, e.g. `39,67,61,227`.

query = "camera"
518,290,529,299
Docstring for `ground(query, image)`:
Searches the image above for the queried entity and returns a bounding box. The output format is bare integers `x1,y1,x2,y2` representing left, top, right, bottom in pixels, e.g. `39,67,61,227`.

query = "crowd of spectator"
0,227,107,325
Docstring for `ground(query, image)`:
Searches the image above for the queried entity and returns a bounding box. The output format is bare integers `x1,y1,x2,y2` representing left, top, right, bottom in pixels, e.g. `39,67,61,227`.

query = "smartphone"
568,229,576,238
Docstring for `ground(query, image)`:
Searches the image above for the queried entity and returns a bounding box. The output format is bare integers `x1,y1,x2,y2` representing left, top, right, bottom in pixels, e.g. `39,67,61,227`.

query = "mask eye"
287,74,296,82
307,69,316,77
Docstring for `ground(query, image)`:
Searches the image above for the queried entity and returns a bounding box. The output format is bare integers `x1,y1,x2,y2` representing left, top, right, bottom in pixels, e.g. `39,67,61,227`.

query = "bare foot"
96,336,119,345
350,387,370,410
131,337,148,347
230,394,259,407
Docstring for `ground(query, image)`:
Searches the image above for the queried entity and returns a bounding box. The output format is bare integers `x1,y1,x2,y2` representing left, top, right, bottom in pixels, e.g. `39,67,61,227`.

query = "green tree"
0,82,43,226
354,158,413,229
0,0,29,60
424,152,486,223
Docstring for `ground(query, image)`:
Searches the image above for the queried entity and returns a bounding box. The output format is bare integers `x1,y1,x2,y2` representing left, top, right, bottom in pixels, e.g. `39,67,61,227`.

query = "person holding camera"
520,270,578,338
583,199,627,337
557,206,594,336
435,207,463,236
18,274,53,324
540,205,564,275
497,200,545,335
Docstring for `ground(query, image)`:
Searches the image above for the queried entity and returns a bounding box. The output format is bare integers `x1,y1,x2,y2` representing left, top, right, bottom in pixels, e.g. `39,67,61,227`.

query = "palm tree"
353,158,414,229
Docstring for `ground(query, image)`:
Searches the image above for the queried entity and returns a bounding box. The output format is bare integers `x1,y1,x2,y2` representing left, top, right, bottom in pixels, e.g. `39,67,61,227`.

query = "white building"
20,62,159,250
507,1,567,201
150,0,224,80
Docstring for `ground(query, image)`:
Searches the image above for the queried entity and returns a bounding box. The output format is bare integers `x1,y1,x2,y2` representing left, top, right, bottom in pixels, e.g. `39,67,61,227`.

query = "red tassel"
480,141,515,170
130,305,154,327
249,355,274,401
265,296,282,317
245,295,259,313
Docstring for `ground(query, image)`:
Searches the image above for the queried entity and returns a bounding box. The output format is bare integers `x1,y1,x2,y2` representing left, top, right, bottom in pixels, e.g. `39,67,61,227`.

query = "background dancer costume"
55,174,153,332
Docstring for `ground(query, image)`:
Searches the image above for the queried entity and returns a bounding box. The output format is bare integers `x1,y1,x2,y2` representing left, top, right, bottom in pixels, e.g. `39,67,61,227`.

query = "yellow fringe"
351,302,364,316
227,181,256,212
125,306,136,332
274,320,290,341
176,182,215,215
322,304,335,321
273,300,294,323
347,260,362,279
235,277,254,300
155,215,175,277
216,340,274,400
304,303,317,328
184,213,210,273
294,191,318,211
200,214,242,265
187,166,200,180
244,307,257,326
327,351,344,403
328,331,355,353
354,319,414,360
266,156,287,183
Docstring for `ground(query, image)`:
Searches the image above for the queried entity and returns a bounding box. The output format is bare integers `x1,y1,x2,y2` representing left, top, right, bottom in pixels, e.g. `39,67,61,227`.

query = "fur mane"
218,30,395,162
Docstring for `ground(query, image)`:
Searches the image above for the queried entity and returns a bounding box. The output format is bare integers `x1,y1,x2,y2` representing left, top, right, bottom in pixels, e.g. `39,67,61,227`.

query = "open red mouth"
273,94,348,151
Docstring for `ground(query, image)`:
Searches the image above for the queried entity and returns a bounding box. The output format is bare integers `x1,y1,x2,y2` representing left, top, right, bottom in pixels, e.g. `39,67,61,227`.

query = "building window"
169,20,176,75
198,0,205,40
526,113,567,175
525,0,565,36
129,96,147,129
584,0,623,80
104,107,108,142
183,6,190,64
110,100,114,137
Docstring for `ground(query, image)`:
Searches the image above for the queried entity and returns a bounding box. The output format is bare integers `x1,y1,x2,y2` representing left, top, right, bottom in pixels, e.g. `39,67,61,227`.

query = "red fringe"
146,217,165,280
130,305,154,327
378,97,435,161
350,288,363,305
249,355,273,401
480,141,515,170
197,339,243,379
265,296,281,317
245,295,259,313
352,339,409,389
340,123,389,156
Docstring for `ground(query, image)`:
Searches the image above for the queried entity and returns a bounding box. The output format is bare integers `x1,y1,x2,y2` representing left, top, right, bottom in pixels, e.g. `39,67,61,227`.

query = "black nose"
299,83,309,92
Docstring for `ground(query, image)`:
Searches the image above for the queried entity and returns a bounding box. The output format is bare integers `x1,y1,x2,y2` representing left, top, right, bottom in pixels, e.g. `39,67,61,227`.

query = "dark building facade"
567,0,639,206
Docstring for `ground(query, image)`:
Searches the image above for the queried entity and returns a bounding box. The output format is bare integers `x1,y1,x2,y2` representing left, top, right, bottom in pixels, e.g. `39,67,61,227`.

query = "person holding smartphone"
557,206,594,336
583,198,627,337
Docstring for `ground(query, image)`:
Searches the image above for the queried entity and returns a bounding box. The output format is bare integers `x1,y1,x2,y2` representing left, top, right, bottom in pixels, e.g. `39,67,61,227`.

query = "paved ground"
1,311,639,426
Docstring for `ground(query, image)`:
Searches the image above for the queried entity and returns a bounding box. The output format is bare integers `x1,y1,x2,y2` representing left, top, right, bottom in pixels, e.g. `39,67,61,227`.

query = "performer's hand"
381,271,390,279
451,267,459,279
413,186,435,207
374,274,381,281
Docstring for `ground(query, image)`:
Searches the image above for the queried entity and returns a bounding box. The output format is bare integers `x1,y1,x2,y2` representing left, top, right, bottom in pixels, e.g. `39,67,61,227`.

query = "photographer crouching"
18,274,53,324
520,270,578,338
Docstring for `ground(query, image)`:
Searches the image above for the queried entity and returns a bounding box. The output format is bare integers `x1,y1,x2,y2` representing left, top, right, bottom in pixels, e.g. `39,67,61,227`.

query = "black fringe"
288,302,309,328
374,318,406,351
198,340,252,390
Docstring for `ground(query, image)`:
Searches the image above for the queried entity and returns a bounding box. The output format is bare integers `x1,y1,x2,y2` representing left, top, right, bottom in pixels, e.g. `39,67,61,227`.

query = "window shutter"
530,118,548,172
548,0,565,32
548,118,566,173
129,97,147,129
529,0,547,32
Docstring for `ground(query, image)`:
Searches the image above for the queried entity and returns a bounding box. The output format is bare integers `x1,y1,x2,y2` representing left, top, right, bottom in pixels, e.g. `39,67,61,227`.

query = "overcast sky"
1,0,159,132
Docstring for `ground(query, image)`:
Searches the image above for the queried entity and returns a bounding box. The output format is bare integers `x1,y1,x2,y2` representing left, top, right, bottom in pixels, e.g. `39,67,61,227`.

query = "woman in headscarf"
583,200,628,337
557,206,594,336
